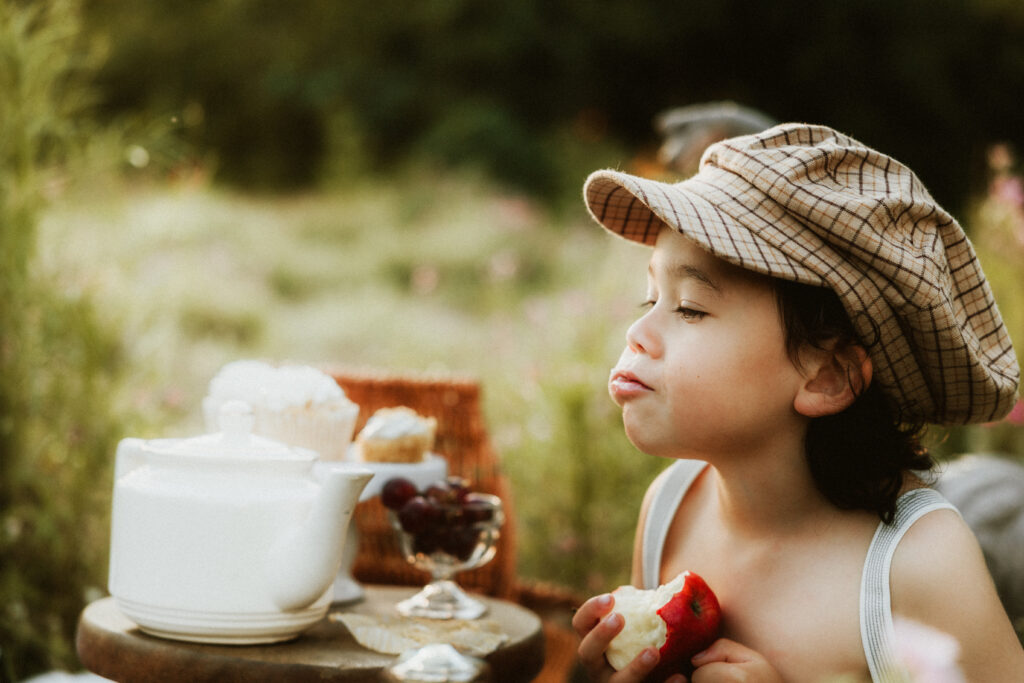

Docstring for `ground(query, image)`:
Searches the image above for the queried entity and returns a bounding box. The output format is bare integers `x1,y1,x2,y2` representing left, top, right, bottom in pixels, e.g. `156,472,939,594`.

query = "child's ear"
793,342,873,418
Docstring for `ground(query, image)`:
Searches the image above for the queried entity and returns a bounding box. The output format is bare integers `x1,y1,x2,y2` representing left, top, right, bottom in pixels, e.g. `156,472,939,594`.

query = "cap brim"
583,168,825,286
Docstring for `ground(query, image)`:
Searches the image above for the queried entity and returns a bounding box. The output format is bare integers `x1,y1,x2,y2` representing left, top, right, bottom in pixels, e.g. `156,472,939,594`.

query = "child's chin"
622,424,665,456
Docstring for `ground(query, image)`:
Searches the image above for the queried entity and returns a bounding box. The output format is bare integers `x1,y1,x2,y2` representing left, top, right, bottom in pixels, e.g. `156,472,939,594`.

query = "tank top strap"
640,459,708,590
860,487,959,681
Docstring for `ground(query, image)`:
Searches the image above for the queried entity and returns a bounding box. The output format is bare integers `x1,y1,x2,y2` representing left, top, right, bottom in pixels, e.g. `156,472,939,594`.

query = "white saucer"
344,452,448,501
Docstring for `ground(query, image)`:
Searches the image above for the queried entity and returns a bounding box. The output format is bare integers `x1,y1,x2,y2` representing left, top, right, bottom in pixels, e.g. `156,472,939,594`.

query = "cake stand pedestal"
332,454,447,604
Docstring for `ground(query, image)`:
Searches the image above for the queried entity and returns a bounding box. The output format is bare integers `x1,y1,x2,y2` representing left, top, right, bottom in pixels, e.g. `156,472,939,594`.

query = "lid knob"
218,400,255,446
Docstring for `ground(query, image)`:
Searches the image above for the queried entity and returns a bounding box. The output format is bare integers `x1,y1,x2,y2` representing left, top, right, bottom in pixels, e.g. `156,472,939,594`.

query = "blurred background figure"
936,454,1024,638
655,101,777,176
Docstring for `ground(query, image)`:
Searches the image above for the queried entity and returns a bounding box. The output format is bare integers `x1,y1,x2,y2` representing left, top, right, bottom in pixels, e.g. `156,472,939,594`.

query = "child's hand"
689,638,784,682
572,593,679,682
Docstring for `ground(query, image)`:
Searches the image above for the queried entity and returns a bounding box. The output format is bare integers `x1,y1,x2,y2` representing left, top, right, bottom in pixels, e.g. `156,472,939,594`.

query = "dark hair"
773,279,933,523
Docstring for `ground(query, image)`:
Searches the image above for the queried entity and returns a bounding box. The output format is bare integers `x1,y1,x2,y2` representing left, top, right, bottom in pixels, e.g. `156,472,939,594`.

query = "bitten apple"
606,571,721,677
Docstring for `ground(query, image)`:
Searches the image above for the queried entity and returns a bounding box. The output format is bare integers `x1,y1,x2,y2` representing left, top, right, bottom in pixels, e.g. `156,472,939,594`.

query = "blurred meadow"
3,0,1024,679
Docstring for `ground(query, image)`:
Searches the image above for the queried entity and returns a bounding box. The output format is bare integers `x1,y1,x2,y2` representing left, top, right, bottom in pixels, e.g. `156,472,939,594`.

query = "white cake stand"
332,453,448,604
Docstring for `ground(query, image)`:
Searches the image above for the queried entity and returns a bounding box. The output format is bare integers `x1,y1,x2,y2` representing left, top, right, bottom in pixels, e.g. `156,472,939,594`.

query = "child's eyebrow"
650,262,724,295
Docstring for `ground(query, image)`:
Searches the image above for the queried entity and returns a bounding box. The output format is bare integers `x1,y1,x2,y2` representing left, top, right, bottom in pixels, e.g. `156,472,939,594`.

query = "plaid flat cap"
584,122,1020,425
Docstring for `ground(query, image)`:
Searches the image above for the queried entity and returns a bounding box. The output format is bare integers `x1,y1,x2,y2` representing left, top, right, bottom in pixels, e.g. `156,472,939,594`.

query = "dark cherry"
444,476,471,503
412,530,441,556
381,477,419,511
461,498,495,524
440,526,479,561
423,482,455,506
391,476,500,563
397,496,441,535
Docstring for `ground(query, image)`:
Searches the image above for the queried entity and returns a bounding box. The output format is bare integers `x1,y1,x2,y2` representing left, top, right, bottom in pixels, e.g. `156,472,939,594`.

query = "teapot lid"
149,400,316,463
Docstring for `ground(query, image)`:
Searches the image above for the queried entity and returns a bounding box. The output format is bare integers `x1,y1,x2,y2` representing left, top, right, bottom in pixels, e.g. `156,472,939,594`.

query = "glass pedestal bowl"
386,643,488,682
388,493,503,620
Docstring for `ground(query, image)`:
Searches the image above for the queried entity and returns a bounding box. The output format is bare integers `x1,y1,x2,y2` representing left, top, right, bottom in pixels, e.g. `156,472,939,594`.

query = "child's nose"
626,313,662,357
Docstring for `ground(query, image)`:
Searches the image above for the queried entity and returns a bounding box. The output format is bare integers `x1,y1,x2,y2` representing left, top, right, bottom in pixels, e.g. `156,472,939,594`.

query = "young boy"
572,124,1024,682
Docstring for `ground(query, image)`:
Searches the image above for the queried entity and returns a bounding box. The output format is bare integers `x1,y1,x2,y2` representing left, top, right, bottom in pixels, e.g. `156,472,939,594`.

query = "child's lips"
609,370,653,399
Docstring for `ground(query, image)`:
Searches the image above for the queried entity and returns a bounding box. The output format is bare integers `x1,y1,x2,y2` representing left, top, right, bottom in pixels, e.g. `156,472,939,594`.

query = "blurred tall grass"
1,1,129,679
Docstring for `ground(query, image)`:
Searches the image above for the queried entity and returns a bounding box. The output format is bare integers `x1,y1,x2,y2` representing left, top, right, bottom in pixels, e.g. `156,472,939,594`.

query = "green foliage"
412,100,559,199
964,145,1024,457
1,284,125,680
79,0,1024,210
0,1,129,679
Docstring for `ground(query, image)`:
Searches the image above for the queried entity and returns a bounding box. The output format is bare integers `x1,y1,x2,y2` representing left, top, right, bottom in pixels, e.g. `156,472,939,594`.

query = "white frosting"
206,360,350,412
360,408,432,440
268,365,347,410
207,360,274,403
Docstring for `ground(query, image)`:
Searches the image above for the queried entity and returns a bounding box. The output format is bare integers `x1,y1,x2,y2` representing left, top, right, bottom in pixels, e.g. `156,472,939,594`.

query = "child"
572,123,1024,682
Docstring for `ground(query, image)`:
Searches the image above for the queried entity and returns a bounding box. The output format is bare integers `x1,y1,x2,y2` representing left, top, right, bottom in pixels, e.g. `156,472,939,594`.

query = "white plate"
343,452,449,501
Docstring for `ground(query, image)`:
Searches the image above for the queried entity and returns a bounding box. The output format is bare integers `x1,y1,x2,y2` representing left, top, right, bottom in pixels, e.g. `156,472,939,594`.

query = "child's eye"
638,300,656,310
675,306,707,321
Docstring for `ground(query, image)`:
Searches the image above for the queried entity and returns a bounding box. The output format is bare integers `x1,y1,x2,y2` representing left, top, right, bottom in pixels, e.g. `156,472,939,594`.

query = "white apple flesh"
606,571,721,675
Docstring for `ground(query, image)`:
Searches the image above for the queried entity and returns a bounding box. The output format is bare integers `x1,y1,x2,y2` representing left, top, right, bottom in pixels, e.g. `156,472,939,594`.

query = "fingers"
577,610,624,672
690,638,783,683
617,647,663,681
573,595,618,680
572,593,615,636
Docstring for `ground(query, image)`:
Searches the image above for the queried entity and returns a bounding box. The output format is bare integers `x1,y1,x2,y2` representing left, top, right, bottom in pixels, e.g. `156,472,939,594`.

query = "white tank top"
639,459,958,682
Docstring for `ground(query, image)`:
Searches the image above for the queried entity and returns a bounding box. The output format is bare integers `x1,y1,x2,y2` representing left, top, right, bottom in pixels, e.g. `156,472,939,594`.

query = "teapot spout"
266,464,372,611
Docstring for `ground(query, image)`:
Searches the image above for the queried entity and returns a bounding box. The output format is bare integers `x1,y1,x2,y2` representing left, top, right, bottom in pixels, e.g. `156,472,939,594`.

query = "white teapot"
108,400,372,644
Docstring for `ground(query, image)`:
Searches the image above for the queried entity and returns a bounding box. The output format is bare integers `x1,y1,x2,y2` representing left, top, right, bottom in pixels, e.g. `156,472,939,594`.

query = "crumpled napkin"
332,612,509,657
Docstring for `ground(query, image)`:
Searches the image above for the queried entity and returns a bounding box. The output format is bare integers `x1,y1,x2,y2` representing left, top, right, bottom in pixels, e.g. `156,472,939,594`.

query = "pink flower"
1007,398,1024,426
991,175,1024,209
892,617,965,683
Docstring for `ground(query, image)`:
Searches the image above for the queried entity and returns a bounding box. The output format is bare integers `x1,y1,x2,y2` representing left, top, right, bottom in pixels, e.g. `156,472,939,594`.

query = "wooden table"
77,585,544,682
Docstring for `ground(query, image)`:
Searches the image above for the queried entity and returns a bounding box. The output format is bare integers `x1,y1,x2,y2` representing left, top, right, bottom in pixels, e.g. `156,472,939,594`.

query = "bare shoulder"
891,501,1024,679
890,506,985,614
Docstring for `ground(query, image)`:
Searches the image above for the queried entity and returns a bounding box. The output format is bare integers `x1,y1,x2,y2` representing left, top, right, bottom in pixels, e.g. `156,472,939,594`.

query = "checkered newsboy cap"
584,122,1020,425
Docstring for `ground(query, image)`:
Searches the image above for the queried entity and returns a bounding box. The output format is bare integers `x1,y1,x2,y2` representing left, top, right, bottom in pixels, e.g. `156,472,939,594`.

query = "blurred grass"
36,169,667,599
1,2,131,679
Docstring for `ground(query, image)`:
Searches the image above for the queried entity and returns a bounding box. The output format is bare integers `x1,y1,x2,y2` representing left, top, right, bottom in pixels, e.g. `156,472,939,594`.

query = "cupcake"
353,407,437,463
202,360,360,461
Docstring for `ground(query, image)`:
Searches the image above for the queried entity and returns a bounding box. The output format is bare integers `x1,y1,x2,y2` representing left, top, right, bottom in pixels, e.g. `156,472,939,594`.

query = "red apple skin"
650,571,722,679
